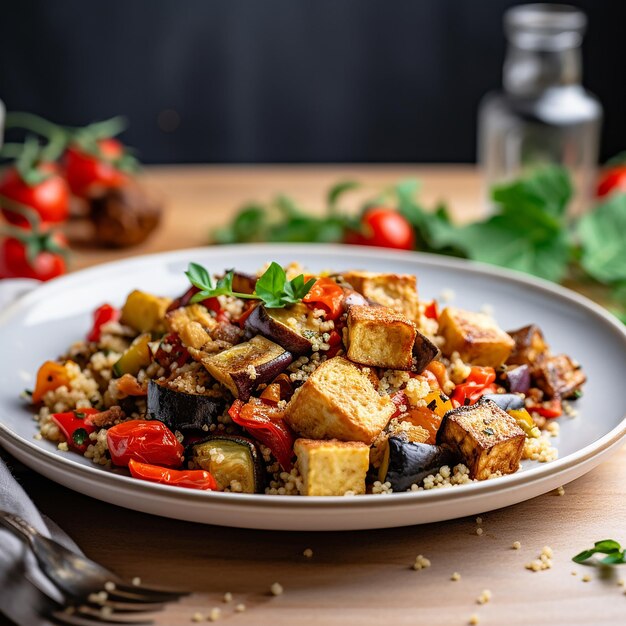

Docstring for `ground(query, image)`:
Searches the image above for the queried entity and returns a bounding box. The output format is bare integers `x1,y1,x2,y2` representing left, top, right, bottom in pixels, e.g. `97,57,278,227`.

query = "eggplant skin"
412,330,440,374
481,393,525,412
384,436,459,492
244,305,313,356
147,380,225,433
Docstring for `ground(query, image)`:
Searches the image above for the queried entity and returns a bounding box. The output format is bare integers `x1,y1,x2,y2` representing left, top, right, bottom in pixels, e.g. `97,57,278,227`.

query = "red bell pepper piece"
423,300,439,321
390,391,409,418
51,408,100,452
87,304,120,342
229,399,295,471
106,420,184,468
527,398,562,418
128,458,218,491
450,366,497,408
303,277,345,320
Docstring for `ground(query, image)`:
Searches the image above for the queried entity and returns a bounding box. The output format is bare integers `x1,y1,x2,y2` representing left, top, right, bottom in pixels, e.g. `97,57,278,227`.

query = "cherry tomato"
106,420,184,468
87,304,120,342
0,164,70,226
597,166,626,198
345,207,415,250
64,138,128,198
303,277,345,320
0,233,67,281
423,300,439,321
128,458,218,491
229,399,295,471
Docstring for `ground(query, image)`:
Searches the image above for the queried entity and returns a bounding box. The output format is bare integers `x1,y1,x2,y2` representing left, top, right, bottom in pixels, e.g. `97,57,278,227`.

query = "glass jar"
478,3,602,216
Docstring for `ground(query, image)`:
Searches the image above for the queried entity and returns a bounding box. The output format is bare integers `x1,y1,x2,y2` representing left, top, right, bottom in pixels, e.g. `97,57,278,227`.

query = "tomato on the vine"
64,138,128,198
344,207,415,250
0,230,67,281
0,164,70,226
596,166,626,198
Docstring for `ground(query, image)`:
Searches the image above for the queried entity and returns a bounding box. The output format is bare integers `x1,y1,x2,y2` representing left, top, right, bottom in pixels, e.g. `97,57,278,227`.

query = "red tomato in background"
0,233,67,281
106,420,184,468
64,138,128,198
345,207,415,250
0,164,70,226
596,166,626,198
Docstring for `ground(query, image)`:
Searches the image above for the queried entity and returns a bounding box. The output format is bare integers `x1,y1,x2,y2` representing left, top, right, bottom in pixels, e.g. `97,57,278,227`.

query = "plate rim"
1,243,625,509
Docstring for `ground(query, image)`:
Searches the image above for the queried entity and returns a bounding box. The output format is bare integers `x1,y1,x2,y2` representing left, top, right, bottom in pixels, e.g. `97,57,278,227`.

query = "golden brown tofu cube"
507,324,549,366
285,356,395,444
120,290,172,334
437,400,525,480
294,438,369,496
533,354,586,399
166,304,218,349
346,304,417,370
342,271,420,324
438,307,514,367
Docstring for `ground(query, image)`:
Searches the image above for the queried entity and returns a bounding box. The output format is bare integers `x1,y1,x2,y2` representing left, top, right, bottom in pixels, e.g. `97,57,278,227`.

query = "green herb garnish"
73,411,86,419
573,539,626,565
72,428,89,446
482,428,495,436
186,261,316,309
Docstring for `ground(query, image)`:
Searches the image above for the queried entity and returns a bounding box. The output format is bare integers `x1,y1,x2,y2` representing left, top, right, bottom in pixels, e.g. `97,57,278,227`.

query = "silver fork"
0,510,187,623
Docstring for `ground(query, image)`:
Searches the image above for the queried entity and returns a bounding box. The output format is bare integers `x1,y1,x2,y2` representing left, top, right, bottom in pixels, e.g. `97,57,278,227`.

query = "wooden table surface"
4,165,626,626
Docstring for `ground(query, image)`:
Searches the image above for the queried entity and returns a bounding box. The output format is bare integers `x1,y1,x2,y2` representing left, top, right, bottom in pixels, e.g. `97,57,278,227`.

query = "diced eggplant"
499,364,531,394
244,303,318,355
200,335,292,400
378,435,459,491
506,324,549,366
481,393,525,412
187,435,264,493
412,329,440,373
147,379,225,433
112,333,152,378
231,271,257,295
533,354,586,399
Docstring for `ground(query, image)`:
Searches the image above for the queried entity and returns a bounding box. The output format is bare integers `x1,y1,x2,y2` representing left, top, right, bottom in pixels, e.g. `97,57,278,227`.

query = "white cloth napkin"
0,278,79,625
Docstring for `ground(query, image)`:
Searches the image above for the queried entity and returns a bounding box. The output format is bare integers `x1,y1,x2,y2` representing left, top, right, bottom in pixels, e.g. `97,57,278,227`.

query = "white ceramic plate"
1,244,625,531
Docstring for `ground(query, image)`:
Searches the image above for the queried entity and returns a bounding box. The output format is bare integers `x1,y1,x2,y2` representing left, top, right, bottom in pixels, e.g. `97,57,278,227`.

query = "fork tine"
51,605,155,625
107,585,187,603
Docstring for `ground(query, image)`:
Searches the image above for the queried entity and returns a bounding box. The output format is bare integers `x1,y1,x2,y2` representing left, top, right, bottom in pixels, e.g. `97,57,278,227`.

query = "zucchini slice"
112,333,152,378
187,435,264,493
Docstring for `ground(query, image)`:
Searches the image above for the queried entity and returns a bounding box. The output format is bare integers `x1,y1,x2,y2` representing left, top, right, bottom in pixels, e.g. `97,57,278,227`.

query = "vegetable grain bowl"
26,258,586,498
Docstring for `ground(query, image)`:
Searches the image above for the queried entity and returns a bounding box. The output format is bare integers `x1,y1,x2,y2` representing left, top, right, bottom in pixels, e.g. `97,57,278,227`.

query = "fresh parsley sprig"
573,539,626,566
185,261,316,309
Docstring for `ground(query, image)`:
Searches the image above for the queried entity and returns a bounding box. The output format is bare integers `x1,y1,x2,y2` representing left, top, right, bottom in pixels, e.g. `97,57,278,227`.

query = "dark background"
1,0,625,164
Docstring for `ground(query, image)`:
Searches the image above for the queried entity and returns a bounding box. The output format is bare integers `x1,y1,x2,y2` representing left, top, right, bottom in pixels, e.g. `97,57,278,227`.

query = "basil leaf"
593,539,622,553
185,262,213,291
577,194,626,283
213,205,267,244
601,552,626,565
572,550,595,564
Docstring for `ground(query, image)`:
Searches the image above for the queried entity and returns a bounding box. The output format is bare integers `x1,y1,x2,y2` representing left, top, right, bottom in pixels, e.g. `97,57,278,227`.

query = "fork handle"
0,510,39,548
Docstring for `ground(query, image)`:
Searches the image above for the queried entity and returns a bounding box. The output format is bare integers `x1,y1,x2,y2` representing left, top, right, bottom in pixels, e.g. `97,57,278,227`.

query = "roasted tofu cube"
436,399,525,480
342,271,420,324
507,324,549,366
285,356,395,444
346,305,417,370
294,438,370,496
166,304,218,349
120,290,172,334
200,335,292,401
533,354,586,399
438,307,514,367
